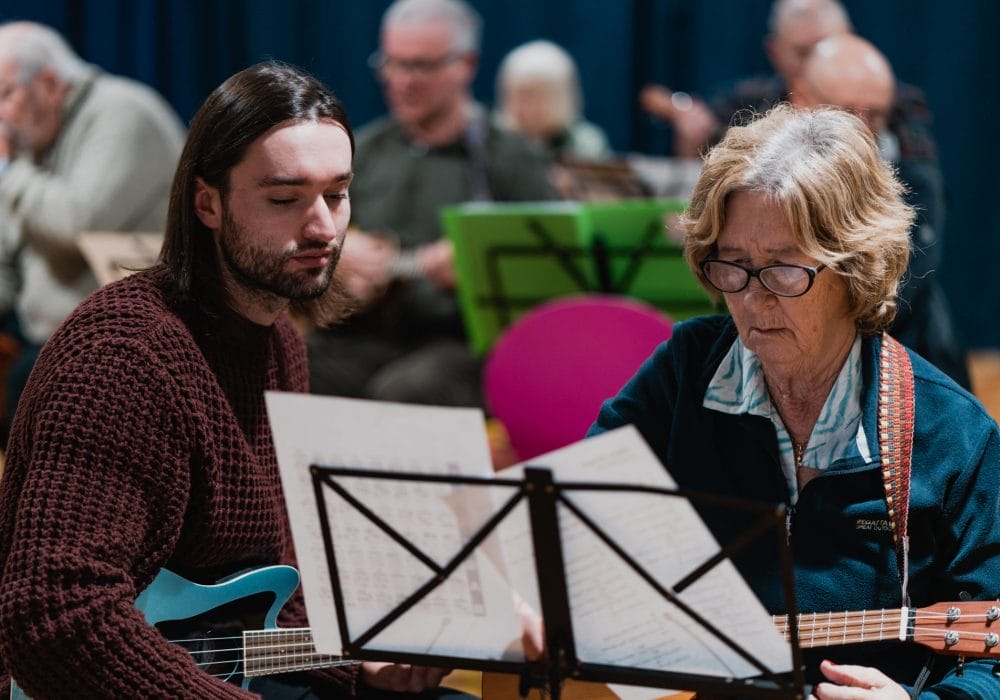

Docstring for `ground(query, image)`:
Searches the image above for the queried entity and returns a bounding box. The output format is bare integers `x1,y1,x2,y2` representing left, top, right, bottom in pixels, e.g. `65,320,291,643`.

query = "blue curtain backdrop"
2,0,997,347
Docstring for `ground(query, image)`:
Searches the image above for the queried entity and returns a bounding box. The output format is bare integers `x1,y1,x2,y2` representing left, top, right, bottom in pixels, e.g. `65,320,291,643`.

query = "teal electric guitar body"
10,565,351,698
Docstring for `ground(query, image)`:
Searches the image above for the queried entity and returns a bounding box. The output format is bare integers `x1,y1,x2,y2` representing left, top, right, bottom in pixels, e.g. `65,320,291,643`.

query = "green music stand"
444,199,718,355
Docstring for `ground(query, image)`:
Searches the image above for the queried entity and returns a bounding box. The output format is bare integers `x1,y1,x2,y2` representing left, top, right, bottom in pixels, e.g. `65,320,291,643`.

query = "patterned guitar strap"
878,332,915,605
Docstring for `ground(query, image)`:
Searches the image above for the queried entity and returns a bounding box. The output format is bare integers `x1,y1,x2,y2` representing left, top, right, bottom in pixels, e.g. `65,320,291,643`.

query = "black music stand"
308,464,808,699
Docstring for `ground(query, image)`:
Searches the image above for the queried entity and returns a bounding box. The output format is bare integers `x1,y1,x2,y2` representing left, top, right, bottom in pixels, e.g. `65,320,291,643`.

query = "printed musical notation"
500,428,792,678
268,393,522,660
268,394,790,680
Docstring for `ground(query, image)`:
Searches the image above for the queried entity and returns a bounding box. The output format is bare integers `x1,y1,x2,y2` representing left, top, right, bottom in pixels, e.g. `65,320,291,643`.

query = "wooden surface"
969,350,1000,421
442,669,483,697
481,672,694,699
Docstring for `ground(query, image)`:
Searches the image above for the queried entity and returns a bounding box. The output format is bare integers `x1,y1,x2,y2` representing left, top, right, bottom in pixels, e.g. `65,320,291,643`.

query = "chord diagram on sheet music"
320,456,491,622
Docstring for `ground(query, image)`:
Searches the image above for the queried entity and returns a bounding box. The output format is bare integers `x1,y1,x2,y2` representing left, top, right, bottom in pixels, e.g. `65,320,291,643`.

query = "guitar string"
168,635,314,645
183,647,352,664
790,615,995,631
911,626,994,640
167,627,351,666
166,629,315,645
173,645,347,662
166,634,355,672
785,629,997,641
778,610,994,630
778,626,996,645
776,610,992,623
180,644,331,656
192,661,357,677
773,610,998,647
188,656,355,674
178,642,344,658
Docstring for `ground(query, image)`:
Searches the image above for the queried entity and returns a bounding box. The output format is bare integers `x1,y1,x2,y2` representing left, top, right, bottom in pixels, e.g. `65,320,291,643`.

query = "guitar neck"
243,627,353,677
773,607,908,649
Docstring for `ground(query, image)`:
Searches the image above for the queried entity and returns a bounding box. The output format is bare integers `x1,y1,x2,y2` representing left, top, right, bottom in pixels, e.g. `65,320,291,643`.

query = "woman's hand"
360,661,451,693
811,659,909,699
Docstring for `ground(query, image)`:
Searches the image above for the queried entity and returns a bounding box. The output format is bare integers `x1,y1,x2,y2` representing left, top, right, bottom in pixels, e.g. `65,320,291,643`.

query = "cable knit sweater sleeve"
0,335,253,698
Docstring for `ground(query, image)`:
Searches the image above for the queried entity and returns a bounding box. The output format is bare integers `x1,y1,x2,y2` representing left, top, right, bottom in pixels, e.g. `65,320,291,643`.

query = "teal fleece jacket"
590,315,1000,697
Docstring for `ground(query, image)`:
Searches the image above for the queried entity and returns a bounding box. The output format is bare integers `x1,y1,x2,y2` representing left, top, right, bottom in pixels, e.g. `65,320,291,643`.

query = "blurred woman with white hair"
495,39,610,161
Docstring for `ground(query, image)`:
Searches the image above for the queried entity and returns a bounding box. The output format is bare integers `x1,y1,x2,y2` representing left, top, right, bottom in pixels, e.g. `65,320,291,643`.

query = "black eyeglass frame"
700,259,827,298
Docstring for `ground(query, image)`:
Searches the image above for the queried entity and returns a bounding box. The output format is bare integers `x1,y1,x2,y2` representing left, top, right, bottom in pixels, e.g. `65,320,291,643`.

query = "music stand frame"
476,217,716,328
308,463,808,699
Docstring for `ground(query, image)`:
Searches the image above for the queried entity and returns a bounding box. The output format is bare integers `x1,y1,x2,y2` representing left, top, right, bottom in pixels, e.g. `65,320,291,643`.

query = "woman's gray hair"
682,104,914,334
496,40,582,127
0,21,89,84
382,0,482,54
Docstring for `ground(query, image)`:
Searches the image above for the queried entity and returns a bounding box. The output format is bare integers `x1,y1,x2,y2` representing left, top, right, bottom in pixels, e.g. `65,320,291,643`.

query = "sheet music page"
503,426,791,679
266,392,522,660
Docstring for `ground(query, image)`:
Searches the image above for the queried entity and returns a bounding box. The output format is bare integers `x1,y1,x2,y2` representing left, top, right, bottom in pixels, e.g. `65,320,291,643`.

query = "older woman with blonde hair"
590,105,1000,697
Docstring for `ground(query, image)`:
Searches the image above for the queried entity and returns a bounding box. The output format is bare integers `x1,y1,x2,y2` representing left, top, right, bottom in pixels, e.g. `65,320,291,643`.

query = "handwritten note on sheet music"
505,426,792,679
266,392,521,660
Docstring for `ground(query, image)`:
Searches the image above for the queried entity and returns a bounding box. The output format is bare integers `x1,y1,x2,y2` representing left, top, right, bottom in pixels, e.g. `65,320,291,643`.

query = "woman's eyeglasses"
700,259,827,298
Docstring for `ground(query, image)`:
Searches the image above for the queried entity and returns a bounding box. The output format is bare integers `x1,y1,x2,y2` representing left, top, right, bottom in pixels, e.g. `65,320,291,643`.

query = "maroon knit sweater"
0,266,359,698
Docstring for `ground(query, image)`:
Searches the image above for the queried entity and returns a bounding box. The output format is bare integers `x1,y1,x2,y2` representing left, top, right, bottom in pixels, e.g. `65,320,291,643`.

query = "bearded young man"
0,62,456,699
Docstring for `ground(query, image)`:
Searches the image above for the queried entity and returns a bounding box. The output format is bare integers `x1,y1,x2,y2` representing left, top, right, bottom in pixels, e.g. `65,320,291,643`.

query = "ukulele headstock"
913,601,1000,658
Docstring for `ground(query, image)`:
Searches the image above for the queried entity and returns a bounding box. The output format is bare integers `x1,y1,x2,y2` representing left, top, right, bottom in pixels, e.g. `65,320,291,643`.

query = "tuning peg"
956,656,965,678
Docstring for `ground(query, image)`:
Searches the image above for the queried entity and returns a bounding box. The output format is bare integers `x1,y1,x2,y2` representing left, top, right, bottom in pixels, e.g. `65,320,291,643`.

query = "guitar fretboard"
244,627,353,677
772,608,906,648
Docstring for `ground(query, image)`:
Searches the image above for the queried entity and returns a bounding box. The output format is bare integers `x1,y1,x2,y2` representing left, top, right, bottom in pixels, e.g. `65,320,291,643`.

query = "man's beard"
217,206,339,302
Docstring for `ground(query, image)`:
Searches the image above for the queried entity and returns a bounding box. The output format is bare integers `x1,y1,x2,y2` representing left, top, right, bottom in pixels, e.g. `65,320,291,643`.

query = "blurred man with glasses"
307,0,557,409
790,34,968,389
639,0,938,170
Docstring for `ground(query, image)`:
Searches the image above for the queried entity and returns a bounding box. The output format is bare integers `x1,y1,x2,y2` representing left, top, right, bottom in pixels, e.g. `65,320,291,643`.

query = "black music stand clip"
308,463,808,699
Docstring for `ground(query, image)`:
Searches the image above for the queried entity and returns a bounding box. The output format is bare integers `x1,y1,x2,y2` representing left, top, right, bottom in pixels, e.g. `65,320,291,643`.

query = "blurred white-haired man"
0,21,185,445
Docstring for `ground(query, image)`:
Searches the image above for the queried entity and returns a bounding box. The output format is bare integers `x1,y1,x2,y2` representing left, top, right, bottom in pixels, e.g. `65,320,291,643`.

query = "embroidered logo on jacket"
855,518,892,532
